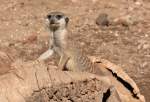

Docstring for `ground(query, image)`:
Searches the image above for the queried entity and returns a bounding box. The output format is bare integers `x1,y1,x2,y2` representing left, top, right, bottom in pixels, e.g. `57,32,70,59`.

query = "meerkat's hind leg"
38,49,54,60
58,54,69,70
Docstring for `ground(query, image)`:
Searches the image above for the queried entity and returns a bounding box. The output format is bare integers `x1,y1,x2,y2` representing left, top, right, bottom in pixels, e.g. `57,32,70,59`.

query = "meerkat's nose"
50,19,55,24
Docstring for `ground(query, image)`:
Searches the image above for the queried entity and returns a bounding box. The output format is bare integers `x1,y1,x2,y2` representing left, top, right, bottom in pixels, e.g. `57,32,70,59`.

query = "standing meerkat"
38,11,109,75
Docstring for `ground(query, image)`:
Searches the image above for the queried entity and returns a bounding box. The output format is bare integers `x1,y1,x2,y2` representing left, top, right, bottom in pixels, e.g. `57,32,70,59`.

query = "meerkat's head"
46,11,69,31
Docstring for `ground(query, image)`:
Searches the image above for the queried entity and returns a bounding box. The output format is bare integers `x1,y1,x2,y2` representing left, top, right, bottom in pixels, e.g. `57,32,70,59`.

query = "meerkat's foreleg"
58,54,69,70
38,49,54,60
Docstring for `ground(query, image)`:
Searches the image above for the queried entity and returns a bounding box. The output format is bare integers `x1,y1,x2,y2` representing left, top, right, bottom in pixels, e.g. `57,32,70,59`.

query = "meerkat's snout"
46,12,69,31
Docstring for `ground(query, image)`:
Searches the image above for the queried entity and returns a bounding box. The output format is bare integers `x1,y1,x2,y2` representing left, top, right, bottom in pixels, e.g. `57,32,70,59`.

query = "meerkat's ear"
65,17,69,24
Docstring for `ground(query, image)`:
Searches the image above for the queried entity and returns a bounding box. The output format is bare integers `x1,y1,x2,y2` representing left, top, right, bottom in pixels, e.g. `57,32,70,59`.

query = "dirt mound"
0,60,112,102
0,58,145,102
26,79,109,102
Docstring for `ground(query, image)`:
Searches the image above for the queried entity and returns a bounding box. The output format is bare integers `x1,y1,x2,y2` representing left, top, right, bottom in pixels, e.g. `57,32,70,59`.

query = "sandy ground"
0,0,149,101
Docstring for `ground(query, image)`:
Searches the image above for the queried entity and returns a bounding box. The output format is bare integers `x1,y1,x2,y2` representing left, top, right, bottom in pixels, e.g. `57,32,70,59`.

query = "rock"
96,13,110,27
113,15,139,27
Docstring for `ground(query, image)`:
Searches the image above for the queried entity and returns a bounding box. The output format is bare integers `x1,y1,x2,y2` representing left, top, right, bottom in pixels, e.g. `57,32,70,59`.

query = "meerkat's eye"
47,15,52,19
56,15,62,20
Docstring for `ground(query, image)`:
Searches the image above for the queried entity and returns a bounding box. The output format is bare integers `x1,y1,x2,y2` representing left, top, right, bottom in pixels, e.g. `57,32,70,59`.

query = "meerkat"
38,11,110,76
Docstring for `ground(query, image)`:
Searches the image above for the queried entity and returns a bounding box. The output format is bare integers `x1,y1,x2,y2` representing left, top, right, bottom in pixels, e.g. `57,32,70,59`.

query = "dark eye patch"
56,15,62,19
47,15,52,19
